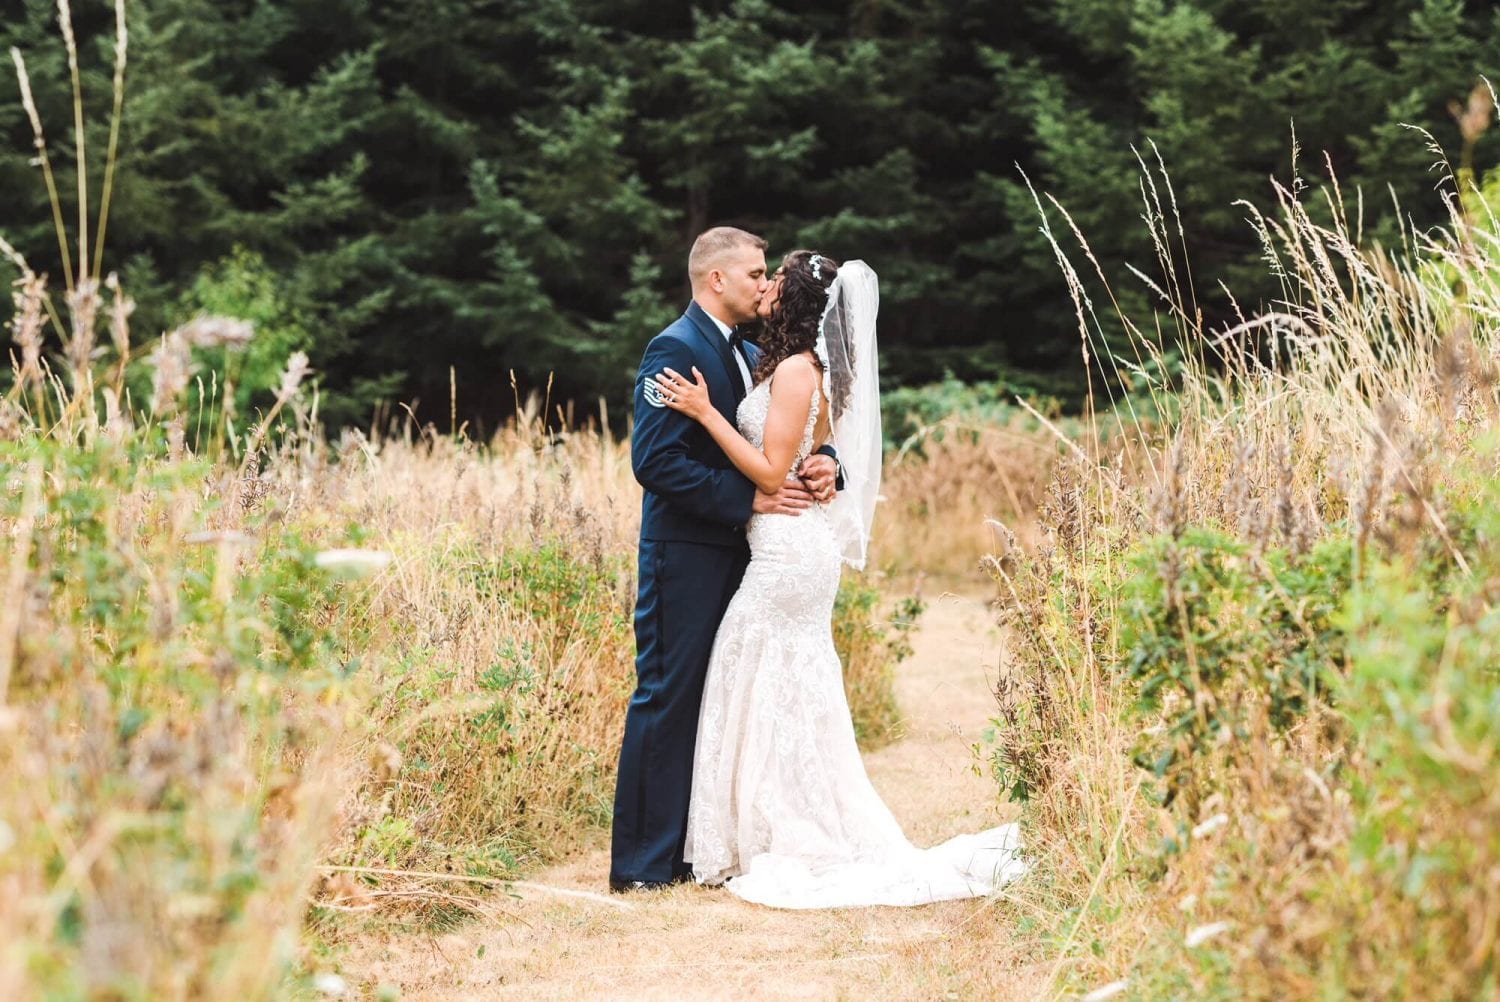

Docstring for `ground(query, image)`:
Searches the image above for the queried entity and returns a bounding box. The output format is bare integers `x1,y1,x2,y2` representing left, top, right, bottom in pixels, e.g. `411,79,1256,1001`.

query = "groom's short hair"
689,227,768,287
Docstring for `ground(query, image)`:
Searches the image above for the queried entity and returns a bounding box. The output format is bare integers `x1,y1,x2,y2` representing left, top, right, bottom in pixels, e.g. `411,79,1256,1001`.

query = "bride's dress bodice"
736,375,817,462
735,380,840,627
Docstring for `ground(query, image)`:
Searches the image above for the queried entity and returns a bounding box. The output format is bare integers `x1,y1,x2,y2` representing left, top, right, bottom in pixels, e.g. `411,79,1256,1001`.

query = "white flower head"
183,530,255,546
1185,921,1234,948
278,350,312,401
177,315,254,350
1191,813,1229,839
311,972,348,996
314,548,393,579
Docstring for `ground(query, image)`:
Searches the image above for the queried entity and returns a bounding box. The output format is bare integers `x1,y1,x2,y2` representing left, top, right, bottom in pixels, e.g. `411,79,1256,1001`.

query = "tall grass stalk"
91,0,128,283
994,132,1500,999
56,0,88,281
9,47,72,294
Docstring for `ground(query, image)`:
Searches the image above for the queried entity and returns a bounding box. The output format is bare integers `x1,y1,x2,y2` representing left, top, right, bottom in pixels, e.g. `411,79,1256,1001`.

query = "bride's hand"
798,454,838,503
655,367,711,421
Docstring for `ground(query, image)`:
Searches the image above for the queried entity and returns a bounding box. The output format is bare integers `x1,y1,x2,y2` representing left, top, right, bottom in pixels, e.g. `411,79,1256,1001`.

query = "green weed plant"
834,582,924,748
982,110,1500,999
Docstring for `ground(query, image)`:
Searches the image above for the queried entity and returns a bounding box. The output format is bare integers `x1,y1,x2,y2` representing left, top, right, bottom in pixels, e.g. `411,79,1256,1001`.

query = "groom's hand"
798,455,838,503
751,483,815,517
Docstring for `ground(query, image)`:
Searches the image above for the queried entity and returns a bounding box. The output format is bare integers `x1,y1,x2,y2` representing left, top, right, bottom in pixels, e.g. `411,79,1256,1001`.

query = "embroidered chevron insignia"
643,376,668,409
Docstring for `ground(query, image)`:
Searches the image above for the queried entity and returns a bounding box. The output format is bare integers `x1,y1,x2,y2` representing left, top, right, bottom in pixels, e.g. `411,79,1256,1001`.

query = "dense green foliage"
1,0,1497,429
1118,528,1353,804
0,434,363,997
832,584,923,747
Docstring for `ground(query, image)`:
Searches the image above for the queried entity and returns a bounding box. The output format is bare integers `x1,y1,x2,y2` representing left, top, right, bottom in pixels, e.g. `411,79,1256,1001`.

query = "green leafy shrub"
181,248,313,428
0,436,360,1000
834,579,924,748
1312,478,1500,998
883,374,1034,449
1118,529,1353,803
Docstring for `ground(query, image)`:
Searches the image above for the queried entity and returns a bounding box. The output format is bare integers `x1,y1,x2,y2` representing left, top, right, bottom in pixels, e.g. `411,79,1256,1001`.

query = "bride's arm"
655,357,816,496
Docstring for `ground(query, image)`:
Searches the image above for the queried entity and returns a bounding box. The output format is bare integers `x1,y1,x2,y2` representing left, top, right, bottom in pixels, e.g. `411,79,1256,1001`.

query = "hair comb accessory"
808,254,827,279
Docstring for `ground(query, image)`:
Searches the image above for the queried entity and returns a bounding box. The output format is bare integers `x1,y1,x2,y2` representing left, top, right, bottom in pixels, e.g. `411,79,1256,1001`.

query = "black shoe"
608,873,692,893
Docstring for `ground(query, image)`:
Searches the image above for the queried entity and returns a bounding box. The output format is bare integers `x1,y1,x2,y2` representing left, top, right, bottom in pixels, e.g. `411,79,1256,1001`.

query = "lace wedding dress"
683,379,1025,908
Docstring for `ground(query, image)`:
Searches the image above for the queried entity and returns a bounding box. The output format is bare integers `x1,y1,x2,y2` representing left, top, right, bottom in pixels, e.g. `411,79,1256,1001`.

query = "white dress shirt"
704,309,753,393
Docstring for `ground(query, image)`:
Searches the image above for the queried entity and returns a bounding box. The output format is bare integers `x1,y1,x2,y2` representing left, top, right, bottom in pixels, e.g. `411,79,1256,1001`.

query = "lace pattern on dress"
681,374,1025,908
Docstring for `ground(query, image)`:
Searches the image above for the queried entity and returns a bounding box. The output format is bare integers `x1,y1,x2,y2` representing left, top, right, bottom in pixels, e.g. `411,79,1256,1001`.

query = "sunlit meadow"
7,3,1500,1001
986,91,1500,999
0,7,1030,997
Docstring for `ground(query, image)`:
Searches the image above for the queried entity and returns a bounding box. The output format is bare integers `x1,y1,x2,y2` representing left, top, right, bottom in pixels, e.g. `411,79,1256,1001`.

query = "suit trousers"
610,537,750,883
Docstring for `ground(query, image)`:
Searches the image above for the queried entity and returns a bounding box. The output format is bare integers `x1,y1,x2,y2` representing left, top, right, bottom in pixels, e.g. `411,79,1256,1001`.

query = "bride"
652,250,1024,909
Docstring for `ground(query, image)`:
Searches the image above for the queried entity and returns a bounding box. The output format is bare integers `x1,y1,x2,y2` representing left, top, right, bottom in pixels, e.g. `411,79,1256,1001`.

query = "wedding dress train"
683,379,1024,908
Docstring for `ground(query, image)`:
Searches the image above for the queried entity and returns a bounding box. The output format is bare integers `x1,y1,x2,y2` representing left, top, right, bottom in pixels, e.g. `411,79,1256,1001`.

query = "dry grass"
0,10,990,996
878,413,1060,580
334,591,1050,1001
988,130,1500,999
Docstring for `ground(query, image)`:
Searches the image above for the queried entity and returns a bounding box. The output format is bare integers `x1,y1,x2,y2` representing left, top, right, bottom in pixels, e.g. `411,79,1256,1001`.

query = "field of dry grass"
6,5,1500,999
0,21,1047,986
878,411,1061,579
979,118,1500,999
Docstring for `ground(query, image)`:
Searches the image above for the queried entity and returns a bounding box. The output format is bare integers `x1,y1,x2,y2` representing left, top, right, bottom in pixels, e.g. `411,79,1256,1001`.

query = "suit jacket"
633,301,842,547
633,301,760,547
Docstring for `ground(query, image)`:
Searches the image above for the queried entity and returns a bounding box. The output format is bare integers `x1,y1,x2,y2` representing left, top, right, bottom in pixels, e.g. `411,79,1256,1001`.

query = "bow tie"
728,327,745,350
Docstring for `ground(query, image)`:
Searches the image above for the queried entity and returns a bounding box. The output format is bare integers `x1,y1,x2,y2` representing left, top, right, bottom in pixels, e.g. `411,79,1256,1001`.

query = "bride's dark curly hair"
753,249,841,392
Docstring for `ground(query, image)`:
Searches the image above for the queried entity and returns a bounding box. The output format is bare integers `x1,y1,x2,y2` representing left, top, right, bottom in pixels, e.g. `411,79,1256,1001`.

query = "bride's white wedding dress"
683,379,1025,909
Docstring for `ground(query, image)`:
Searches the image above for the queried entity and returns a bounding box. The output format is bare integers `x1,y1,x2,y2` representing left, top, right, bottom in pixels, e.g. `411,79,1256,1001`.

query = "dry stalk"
9,47,73,293
0,461,44,703
55,0,88,282
92,0,128,282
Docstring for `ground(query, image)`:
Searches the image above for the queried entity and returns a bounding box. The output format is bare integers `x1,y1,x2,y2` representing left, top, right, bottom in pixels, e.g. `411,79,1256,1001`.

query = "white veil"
814,260,881,570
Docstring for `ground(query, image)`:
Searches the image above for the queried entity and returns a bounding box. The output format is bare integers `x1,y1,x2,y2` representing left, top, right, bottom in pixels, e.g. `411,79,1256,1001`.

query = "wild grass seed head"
103,272,132,356
10,272,46,386
148,330,191,414
1451,81,1494,147
178,315,253,351
276,350,310,401
64,276,99,381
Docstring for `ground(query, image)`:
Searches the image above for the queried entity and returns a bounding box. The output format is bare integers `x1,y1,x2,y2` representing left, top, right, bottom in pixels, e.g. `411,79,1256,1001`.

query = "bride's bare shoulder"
770,353,818,390
765,357,817,423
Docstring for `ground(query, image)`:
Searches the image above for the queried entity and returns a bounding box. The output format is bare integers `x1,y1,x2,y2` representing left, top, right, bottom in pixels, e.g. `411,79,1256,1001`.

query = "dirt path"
341,589,1045,1000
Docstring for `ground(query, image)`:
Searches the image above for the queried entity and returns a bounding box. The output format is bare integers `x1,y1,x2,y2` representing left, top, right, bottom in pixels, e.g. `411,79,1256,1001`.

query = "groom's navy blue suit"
612,301,840,886
611,301,759,886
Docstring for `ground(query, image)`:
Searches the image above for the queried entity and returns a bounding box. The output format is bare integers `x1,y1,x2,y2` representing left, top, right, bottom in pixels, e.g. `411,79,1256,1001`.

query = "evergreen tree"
1,0,1496,427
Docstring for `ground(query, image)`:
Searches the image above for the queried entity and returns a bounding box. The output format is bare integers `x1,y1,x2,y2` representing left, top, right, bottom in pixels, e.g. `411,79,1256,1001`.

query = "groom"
610,227,839,892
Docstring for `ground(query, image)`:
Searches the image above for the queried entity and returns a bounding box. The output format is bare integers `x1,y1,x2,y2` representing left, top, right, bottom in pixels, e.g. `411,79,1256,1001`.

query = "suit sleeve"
814,444,847,492
632,336,757,527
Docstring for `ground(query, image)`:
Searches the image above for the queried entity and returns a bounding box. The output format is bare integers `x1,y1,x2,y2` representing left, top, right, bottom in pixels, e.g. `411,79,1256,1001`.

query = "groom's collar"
688,298,736,340
705,311,734,338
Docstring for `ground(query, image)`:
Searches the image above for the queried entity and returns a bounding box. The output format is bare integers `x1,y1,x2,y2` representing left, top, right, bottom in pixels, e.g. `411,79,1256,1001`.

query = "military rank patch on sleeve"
643,376,668,409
